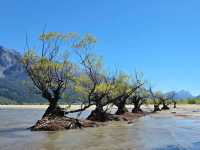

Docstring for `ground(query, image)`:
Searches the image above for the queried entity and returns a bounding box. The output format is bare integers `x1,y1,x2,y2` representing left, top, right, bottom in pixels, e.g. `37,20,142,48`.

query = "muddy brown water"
0,108,200,150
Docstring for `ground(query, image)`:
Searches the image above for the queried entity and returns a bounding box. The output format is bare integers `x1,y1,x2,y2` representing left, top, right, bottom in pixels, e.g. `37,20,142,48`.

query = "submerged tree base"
30,115,99,131
87,109,146,123
31,116,80,131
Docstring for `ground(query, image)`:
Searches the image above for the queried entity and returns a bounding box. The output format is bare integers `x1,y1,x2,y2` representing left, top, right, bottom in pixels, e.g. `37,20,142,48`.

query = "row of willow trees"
23,32,176,122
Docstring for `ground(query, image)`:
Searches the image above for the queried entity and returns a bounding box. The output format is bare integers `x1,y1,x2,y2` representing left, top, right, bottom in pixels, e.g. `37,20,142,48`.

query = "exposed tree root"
31,106,99,131
30,114,100,131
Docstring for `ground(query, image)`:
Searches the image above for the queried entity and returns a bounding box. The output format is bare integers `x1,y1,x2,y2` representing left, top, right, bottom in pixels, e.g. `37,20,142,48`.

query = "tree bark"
161,104,170,110
132,107,143,113
115,100,128,115
174,102,176,108
42,100,64,118
153,104,161,112
87,107,108,122
132,102,143,113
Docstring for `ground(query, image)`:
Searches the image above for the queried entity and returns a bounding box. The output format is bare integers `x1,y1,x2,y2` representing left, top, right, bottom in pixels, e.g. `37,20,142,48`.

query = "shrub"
188,99,196,104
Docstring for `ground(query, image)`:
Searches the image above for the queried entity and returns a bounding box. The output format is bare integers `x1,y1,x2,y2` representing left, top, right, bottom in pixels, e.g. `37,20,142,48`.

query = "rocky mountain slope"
0,46,45,104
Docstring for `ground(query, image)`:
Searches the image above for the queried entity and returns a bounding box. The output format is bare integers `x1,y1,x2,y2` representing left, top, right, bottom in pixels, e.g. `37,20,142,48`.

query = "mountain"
0,46,45,104
195,95,200,99
173,90,194,100
0,46,24,78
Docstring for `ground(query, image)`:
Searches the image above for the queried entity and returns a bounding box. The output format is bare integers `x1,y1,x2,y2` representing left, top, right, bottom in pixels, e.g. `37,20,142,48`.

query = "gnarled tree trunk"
87,107,108,122
153,104,161,112
173,101,176,108
115,100,128,115
132,102,142,113
42,99,65,118
161,103,170,110
87,101,119,122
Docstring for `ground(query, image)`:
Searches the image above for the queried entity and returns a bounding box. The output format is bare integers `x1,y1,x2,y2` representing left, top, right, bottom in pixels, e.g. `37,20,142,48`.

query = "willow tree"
160,92,175,110
106,72,143,115
73,35,115,121
150,90,172,111
149,88,162,112
23,32,77,118
108,72,132,115
130,87,149,113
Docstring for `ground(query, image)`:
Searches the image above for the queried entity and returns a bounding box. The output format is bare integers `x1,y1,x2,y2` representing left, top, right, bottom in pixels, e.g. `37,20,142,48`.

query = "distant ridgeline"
0,46,198,104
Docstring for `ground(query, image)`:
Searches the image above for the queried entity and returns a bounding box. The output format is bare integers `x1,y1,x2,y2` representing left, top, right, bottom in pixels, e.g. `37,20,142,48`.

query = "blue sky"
0,0,200,95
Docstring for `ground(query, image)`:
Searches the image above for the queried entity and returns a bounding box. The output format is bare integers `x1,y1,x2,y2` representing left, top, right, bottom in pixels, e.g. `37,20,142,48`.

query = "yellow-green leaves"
111,72,131,97
73,33,96,48
39,32,78,42
95,83,111,93
23,49,37,64
73,75,92,100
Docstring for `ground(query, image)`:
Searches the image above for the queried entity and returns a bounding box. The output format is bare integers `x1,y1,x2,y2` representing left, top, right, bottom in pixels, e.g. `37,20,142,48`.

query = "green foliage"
188,99,196,104
112,72,131,96
73,33,96,48
74,74,92,101
23,32,79,105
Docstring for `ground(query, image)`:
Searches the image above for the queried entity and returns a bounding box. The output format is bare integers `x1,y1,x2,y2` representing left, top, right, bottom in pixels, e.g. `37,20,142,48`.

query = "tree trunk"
153,104,161,112
161,104,170,110
115,100,128,115
132,102,142,113
42,100,65,118
87,107,108,122
173,102,176,108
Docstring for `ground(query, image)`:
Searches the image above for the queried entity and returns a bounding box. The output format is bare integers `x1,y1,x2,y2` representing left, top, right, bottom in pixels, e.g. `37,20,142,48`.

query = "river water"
0,107,200,150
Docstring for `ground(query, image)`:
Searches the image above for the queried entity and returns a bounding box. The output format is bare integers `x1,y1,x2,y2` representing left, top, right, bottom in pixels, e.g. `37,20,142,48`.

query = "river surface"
0,107,200,150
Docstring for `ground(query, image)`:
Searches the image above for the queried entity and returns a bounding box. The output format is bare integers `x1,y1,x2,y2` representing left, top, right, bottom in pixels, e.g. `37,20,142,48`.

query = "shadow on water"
0,127,30,138
0,127,27,133
153,142,200,150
